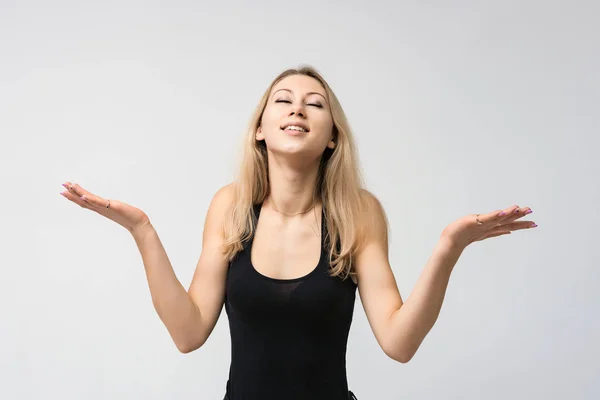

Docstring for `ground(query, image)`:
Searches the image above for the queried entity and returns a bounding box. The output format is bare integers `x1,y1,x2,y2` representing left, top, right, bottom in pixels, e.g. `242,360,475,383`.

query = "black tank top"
223,203,358,400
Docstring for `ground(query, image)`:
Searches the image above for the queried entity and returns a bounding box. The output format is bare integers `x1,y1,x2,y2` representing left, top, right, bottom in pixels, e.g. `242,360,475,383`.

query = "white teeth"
284,125,307,132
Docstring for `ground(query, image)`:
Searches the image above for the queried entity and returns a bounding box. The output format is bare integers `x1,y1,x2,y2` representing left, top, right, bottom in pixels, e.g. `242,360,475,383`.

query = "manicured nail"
514,209,520,213
498,212,505,216
530,224,538,228
525,210,532,214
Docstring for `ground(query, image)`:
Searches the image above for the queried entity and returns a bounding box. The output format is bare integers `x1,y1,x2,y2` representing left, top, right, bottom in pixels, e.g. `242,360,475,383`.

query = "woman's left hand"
441,205,537,249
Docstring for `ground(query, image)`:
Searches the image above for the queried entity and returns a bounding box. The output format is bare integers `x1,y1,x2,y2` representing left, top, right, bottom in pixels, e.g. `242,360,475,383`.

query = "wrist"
131,220,155,242
439,232,469,253
436,236,467,259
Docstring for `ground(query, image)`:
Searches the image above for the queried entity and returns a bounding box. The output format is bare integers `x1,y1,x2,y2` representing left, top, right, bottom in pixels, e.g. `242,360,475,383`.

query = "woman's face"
257,74,335,159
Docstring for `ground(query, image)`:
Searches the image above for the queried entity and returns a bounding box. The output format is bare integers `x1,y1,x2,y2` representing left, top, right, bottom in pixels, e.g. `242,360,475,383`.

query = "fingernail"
530,224,538,228
498,212,505,216
525,210,533,214
514,209,520,213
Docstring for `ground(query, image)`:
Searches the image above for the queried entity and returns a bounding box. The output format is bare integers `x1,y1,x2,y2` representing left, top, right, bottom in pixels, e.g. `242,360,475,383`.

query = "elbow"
176,336,206,354
177,343,198,354
177,340,202,354
382,341,415,364
387,352,414,364
392,351,414,364
387,349,414,364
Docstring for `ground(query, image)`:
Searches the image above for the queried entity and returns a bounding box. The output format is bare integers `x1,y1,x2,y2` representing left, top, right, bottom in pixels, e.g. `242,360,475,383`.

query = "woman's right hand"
60,181,151,235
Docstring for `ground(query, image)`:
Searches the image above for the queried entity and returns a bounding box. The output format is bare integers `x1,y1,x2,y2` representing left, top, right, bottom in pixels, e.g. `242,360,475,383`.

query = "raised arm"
354,190,535,363
61,181,236,353
354,190,460,363
132,183,234,353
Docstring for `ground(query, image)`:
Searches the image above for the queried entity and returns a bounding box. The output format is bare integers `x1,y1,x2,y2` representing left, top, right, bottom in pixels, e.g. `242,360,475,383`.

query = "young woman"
60,66,537,400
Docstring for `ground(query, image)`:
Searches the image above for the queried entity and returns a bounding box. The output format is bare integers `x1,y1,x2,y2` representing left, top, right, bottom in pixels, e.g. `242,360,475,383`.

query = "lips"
281,121,310,132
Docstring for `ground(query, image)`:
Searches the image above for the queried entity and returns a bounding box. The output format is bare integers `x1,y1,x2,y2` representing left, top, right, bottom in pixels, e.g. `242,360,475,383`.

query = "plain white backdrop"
2,0,598,399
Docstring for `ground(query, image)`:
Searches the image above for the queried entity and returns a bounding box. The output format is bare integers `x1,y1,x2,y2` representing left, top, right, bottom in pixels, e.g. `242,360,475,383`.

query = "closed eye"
275,99,323,108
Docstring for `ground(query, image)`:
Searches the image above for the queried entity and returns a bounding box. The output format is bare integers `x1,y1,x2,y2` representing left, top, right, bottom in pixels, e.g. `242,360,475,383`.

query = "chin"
271,145,307,156
268,144,321,160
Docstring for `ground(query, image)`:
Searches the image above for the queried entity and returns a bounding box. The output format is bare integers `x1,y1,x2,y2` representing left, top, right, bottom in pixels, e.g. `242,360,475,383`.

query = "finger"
81,193,111,212
495,220,538,231
63,182,84,202
65,182,88,198
478,205,532,226
60,188,95,211
480,231,511,240
498,205,533,223
63,182,109,212
62,182,95,209
476,208,512,225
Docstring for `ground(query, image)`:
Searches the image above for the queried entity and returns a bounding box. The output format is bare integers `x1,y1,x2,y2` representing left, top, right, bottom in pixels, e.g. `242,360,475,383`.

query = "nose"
289,103,305,118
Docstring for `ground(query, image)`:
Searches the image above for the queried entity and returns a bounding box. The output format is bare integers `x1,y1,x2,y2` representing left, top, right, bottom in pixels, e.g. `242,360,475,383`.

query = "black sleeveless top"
223,203,358,400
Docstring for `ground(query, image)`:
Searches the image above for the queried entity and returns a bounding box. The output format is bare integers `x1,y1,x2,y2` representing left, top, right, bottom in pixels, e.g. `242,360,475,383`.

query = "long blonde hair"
223,65,378,280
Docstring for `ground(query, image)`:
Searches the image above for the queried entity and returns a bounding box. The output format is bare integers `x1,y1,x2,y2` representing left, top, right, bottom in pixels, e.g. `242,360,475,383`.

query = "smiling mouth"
281,125,309,133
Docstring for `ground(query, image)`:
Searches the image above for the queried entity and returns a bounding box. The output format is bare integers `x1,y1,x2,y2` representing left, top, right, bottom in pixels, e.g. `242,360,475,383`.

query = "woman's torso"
223,202,358,400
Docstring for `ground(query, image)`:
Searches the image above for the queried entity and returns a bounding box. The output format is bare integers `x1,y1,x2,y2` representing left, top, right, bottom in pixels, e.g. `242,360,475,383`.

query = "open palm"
441,205,537,248
60,181,150,234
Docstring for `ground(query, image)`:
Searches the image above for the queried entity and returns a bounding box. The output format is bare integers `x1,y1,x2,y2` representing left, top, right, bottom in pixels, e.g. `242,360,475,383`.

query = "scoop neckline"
248,202,326,283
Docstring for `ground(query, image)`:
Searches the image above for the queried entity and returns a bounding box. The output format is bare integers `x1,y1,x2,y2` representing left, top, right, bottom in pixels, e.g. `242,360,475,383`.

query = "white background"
2,0,599,399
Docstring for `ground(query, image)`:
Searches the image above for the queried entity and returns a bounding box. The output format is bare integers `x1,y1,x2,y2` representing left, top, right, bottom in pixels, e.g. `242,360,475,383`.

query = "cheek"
261,109,283,132
314,117,334,138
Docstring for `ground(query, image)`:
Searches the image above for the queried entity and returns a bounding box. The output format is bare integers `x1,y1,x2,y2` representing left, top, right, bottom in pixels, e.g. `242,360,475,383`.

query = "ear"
327,137,336,149
256,126,264,141
327,127,337,149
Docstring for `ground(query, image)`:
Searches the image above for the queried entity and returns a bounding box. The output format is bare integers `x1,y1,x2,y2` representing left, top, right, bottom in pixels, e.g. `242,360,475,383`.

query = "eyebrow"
272,88,327,102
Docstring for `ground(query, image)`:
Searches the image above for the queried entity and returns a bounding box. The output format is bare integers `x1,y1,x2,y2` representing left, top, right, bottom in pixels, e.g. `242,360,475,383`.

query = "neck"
265,154,321,216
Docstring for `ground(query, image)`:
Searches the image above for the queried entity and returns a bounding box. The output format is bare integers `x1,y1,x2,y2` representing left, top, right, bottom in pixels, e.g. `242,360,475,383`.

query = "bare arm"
132,184,234,353
355,192,531,363
383,240,462,361
354,190,462,363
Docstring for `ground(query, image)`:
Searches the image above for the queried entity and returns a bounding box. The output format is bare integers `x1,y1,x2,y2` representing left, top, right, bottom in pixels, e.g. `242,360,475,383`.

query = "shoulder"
204,183,237,226
214,182,237,200
356,189,389,249
358,189,388,231
358,189,386,215
201,183,241,247
209,182,237,209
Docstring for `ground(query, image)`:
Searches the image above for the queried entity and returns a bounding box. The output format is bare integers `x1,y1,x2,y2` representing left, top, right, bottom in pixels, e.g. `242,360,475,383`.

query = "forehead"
271,74,326,96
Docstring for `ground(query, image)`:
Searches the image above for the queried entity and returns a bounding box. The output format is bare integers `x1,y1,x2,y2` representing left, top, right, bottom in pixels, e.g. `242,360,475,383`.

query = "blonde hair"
223,65,378,280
